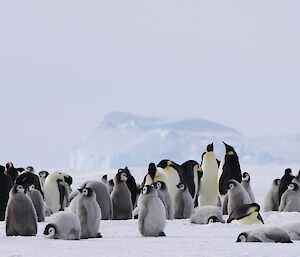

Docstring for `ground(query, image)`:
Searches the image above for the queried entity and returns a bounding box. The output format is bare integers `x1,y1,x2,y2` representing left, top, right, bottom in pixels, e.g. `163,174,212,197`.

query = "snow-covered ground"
1,164,300,257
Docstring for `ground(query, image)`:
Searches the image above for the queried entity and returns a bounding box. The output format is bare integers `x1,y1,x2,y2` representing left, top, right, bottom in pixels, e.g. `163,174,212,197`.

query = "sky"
0,0,300,169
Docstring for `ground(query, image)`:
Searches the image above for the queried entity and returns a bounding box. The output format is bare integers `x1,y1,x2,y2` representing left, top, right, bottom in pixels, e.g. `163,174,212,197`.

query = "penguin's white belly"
199,158,218,206
44,183,60,213
164,168,180,204
143,199,166,235
232,212,262,225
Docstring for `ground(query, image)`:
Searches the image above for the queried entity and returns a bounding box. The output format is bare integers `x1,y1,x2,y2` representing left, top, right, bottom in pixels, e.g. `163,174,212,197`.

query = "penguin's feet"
96,233,103,238
159,232,166,237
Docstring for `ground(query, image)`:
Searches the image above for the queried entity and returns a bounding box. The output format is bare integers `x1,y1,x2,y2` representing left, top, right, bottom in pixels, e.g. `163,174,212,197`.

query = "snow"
70,112,300,170
1,164,300,257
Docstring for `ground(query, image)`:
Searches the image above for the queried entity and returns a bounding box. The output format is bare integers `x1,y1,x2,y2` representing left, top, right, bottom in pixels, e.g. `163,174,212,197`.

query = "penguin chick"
6,185,38,236
152,181,174,220
174,182,194,219
241,172,255,202
190,206,224,224
26,184,45,222
278,182,300,212
44,211,81,240
111,170,133,220
227,203,264,225
279,221,300,240
138,185,166,237
263,179,280,212
227,179,251,215
76,187,102,239
236,227,292,243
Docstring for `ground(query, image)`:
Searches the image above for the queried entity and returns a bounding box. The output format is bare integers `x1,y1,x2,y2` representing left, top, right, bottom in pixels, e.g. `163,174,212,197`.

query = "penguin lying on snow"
279,221,300,240
227,203,264,224
44,211,81,240
190,206,224,224
138,185,166,237
236,227,292,243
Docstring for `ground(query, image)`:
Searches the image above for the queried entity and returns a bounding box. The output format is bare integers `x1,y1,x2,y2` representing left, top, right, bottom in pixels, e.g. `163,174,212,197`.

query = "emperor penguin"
218,142,242,203
278,182,300,212
152,181,174,220
0,165,13,221
25,166,35,173
199,143,219,207
44,211,81,240
279,221,300,240
79,180,113,220
227,179,251,215
5,162,20,184
44,172,72,213
236,227,292,243
227,203,264,224
138,185,166,237
16,171,43,197
108,179,114,194
278,168,294,204
263,178,280,212
190,206,224,224
74,187,102,239
26,184,45,222
101,175,108,184
121,167,139,207
39,170,49,193
241,172,255,202
174,182,194,219
6,184,38,236
111,170,133,220
142,162,167,187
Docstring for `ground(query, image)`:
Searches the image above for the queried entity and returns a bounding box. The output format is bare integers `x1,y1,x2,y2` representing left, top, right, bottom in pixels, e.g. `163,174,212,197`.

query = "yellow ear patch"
167,160,172,166
227,151,235,156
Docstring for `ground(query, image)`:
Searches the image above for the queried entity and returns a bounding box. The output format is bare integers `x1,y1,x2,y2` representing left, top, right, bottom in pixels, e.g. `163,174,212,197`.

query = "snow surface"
70,112,300,170
1,164,300,257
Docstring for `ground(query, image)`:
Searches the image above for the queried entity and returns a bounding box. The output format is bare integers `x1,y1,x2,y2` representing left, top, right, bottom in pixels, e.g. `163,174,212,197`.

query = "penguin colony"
1,142,300,244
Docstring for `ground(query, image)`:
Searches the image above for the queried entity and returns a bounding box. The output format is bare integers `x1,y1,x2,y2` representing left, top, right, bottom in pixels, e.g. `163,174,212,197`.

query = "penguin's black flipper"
57,180,68,211
159,232,166,237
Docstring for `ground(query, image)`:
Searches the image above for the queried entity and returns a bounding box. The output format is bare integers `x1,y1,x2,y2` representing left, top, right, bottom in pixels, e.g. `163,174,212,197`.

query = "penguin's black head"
141,185,154,195
157,160,170,169
148,163,157,178
13,184,25,194
242,172,250,182
206,143,214,152
152,181,165,190
284,168,293,176
176,182,186,191
6,162,14,170
63,174,73,186
227,179,238,190
223,142,235,153
207,216,219,224
44,223,57,238
249,202,260,212
274,178,280,186
25,166,34,173
108,179,114,187
236,232,248,242
102,175,108,181
0,165,5,173
78,187,94,197
39,170,49,178
116,171,128,182
288,182,298,191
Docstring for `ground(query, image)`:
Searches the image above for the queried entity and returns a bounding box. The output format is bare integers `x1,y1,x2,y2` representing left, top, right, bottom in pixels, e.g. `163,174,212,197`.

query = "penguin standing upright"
218,142,242,202
174,182,194,219
199,143,219,207
6,162,20,184
121,167,138,207
138,185,166,237
142,163,167,187
26,184,45,222
241,172,255,203
6,185,37,236
111,170,133,220
39,170,49,193
278,182,300,212
278,168,294,204
263,178,280,212
0,165,13,221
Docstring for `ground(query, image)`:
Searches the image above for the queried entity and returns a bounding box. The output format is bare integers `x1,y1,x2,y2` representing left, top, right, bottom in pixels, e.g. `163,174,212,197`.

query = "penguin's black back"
278,169,295,204
0,165,13,221
180,160,199,198
121,167,138,206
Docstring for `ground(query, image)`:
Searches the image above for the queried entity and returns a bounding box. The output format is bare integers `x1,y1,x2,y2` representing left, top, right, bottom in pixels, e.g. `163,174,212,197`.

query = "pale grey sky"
0,1,299,169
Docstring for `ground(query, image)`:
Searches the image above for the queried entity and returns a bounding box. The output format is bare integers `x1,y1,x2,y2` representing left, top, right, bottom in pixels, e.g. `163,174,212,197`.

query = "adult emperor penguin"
199,143,219,207
79,180,113,220
218,142,242,202
227,203,264,224
138,185,166,237
142,163,167,187
190,206,224,224
241,172,255,202
121,167,139,207
6,184,38,236
44,172,72,213
174,182,194,219
16,171,43,197
75,187,102,239
26,184,45,222
44,211,81,240
263,178,280,212
236,227,292,243
39,170,49,193
0,165,12,221
227,179,251,215
152,181,174,220
278,168,294,204
278,182,300,212
5,162,20,184
111,170,133,220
